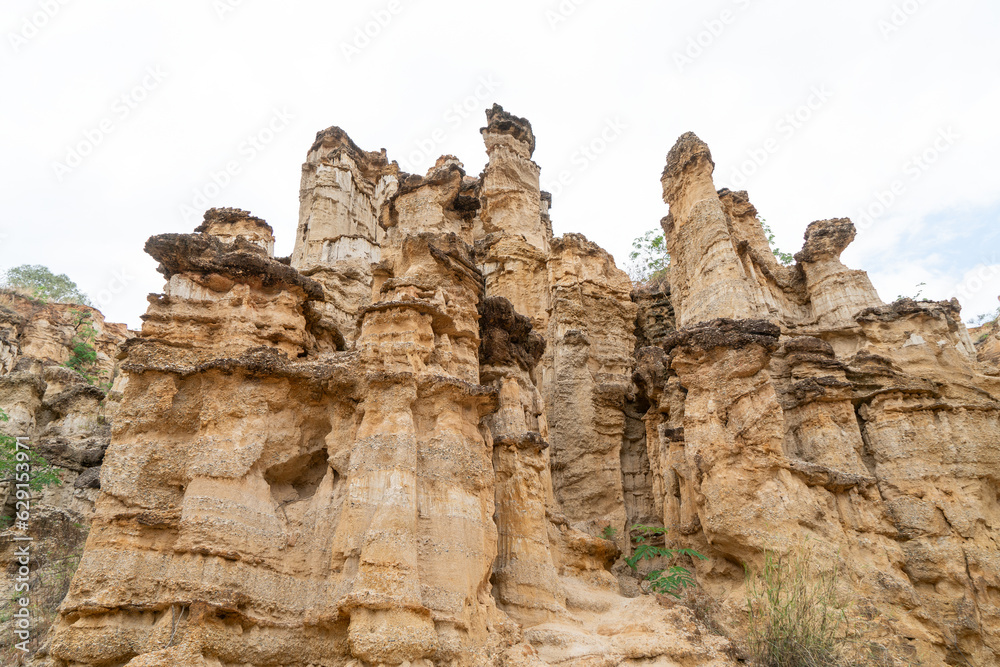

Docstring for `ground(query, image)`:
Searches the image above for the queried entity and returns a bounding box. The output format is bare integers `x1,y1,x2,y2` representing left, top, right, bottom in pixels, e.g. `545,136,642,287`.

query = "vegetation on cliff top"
1,264,92,306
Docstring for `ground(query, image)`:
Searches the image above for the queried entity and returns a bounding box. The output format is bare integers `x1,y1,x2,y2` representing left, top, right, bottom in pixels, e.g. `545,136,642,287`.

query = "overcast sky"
2,0,998,329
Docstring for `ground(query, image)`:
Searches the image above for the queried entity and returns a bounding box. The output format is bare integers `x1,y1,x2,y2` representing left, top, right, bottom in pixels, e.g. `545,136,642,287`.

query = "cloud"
1,0,998,329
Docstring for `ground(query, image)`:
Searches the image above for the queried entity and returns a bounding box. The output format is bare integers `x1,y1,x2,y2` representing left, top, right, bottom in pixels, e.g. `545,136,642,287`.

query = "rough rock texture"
43,111,732,667
632,278,675,350
0,294,130,515
292,126,400,347
195,207,276,255
543,234,637,540
660,135,770,327
478,105,546,253
0,293,130,660
39,118,999,667
632,132,1000,666
972,308,1000,369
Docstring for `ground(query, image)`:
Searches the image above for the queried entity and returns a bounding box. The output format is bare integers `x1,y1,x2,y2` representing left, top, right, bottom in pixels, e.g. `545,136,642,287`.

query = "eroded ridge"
34,117,1000,667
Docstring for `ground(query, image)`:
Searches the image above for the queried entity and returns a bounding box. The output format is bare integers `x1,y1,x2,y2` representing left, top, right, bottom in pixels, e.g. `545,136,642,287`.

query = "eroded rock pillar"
338,167,505,663
794,218,883,327
292,127,399,347
544,235,636,537
479,297,566,626
661,133,769,326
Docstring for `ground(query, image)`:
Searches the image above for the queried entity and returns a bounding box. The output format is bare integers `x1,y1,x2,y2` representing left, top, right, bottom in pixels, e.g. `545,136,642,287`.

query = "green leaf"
1,264,92,306
0,409,62,490
627,231,671,283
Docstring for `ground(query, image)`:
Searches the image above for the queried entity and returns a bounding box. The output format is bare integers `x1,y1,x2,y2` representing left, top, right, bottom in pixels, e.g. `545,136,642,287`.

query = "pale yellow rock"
543,234,637,541
292,126,400,347
631,132,1000,666
41,114,1000,667
0,292,131,663
479,105,548,253
661,134,770,327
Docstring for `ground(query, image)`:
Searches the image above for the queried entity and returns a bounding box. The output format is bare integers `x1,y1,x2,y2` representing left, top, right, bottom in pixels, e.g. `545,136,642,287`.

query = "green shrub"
628,230,671,283
625,524,706,598
0,408,61,490
759,218,793,265
967,306,1000,328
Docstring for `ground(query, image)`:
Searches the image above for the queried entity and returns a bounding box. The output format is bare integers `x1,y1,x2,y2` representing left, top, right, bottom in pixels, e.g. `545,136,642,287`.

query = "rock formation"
293,128,399,348
39,109,730,667
972,305,1000,369
0,293,130,659
17,109,996,667
636,134,1000,666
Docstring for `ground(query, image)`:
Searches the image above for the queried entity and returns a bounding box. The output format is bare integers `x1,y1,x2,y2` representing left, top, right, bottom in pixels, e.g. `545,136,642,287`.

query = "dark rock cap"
195,207,273,235
662,318,781,354
662,132,714,182
481,104,535,155
145,233,323,300
794,218,856,263
479,296,546,371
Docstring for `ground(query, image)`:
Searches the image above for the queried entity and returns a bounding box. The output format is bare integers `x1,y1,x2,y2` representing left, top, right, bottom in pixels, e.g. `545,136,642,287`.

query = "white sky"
1,0,998,329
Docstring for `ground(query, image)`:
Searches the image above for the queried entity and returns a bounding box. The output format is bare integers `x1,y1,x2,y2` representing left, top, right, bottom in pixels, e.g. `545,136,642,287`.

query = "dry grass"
0,285,39,303
675,586,728,637
745,545,848,667
744,544,921,667
631,270,671,294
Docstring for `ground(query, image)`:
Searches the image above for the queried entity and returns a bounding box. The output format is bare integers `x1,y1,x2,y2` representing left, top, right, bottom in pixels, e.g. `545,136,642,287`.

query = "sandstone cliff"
13,109,996,667
972,309,1000,370
638,134,1000,666
0,292,130,661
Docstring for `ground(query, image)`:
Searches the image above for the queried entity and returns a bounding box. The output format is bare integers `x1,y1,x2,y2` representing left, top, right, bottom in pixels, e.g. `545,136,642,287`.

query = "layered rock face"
971,307,1000,368
44,111,730,666
292,128,400,348
0,294,130,518
39,114,999,667
634,133,1000,666
0,293,130,658
543,234,636,539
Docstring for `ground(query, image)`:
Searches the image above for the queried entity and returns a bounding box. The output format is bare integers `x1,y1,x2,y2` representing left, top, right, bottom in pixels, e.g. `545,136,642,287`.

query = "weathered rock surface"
0,294,130,511
0,292,130,660
972,308,1000,369
41,112,732,667
30,117,999,667
632,132,1000,667
292,127,400,348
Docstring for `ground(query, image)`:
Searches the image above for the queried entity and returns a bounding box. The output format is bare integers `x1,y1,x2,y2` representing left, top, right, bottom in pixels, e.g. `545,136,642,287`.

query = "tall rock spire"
661,132,770,326
479,104,549,253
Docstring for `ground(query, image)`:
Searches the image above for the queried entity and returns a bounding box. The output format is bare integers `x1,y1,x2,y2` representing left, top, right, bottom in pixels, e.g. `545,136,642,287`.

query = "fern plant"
625,524,707,598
